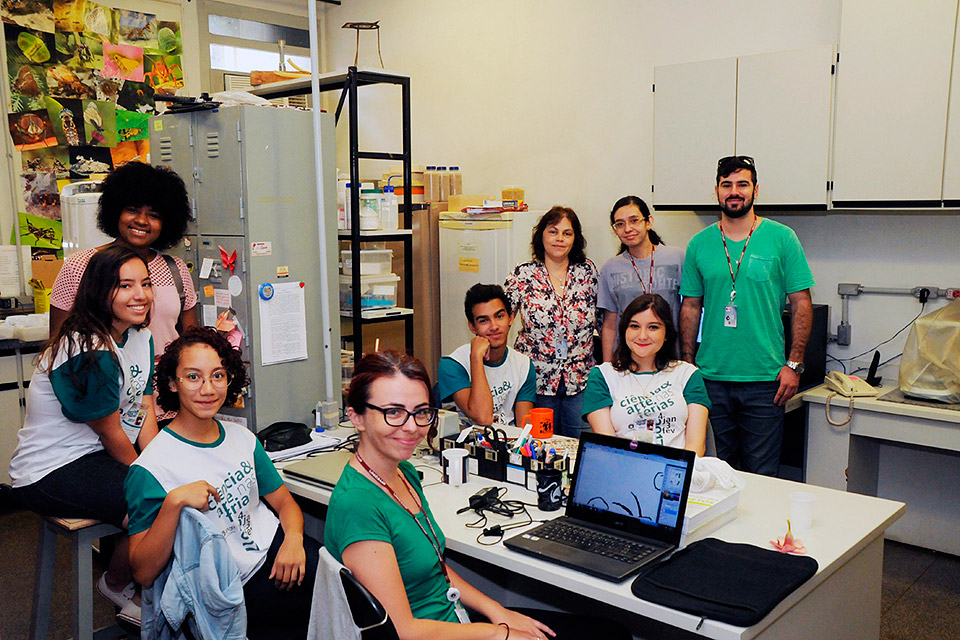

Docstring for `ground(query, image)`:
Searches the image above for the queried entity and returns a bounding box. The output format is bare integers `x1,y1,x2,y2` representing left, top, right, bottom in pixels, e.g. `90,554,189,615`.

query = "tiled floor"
1,503,958,639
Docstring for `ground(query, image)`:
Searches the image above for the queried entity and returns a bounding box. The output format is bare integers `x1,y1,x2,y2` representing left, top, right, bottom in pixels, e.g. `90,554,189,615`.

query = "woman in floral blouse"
504,206,598,437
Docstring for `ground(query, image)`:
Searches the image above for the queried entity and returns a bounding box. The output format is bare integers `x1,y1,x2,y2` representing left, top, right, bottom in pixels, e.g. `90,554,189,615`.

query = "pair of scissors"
482,426,507,450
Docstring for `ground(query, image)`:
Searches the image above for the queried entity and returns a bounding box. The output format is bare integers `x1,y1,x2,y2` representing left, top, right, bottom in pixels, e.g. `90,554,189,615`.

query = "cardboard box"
31,255,63,290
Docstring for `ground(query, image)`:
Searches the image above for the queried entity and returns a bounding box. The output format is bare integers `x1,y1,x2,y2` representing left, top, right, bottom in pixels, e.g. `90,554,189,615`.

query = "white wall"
318,0,959,376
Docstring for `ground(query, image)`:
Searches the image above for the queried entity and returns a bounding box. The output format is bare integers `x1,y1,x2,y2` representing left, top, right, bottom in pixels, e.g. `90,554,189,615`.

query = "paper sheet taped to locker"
258,281,308,365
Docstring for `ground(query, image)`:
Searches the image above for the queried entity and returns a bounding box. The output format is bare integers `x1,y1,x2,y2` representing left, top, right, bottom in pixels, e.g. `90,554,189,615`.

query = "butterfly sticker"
218,245,237,275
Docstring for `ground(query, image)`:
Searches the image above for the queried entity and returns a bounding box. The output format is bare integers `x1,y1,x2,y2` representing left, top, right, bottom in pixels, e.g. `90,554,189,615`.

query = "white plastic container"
341,249,393,276
437,166,449,201
60,181,110,256
448,166,462,196
339,273,400,311
359,189,381,230
380,186,399,230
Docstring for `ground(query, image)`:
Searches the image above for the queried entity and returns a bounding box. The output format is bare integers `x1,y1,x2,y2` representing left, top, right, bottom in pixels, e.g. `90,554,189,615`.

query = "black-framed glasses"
717,155,755,167
364,403,438,427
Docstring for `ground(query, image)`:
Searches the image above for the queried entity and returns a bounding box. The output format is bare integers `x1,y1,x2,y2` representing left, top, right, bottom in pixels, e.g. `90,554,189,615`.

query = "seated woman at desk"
8,245,159,620
124,327,319,639
583,294,710,456
325,350,631,640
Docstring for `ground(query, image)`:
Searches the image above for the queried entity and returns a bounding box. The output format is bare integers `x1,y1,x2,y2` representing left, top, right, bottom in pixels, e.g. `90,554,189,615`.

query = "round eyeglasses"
364,403,438,427
177,370,232,390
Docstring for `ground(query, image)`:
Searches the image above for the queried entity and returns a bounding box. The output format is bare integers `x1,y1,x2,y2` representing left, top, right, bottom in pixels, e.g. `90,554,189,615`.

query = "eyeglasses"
364,403,438,427
177,370,232,390
611,216,647,231
717,155,755,167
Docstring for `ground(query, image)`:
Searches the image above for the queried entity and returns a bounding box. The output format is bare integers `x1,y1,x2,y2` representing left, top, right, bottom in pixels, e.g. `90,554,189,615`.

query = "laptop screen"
567,432,695,544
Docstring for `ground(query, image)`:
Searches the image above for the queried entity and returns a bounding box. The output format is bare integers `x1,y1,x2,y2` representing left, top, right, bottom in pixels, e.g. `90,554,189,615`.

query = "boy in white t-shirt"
436,283,537,426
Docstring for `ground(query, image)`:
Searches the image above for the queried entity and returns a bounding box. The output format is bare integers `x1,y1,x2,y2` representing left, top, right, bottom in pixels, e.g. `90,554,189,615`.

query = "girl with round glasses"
125,327,319,639
325,350,630,640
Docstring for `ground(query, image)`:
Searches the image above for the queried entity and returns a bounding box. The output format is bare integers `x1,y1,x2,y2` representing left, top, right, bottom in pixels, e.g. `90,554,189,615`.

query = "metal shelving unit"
252,66,416,364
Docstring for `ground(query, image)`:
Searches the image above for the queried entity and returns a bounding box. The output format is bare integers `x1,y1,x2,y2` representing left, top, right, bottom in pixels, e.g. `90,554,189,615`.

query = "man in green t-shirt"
679,156,815,476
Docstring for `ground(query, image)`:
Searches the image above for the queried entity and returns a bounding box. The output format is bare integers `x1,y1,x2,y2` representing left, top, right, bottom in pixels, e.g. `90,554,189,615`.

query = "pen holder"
506,452,568,489
439,434,507,482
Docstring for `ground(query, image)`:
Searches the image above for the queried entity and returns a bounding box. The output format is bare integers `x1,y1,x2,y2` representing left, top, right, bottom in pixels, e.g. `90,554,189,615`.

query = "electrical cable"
850,352,902,377
839,304,925,363
826,354,847,374
454,486,546,545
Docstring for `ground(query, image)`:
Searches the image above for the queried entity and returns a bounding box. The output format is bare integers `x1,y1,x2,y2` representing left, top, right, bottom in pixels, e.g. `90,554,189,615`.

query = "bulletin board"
1,0,187,267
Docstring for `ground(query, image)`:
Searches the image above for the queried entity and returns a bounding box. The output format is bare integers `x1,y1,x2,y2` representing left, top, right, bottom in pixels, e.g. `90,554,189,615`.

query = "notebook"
281,450,354,488
504,431,695,582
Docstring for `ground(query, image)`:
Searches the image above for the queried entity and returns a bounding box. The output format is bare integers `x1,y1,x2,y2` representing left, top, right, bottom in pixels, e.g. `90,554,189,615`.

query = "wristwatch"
786,360,805,374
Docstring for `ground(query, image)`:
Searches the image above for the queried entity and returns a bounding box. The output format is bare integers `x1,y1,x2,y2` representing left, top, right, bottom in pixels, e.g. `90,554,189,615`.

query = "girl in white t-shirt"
583,293,710,455
9,245,159,620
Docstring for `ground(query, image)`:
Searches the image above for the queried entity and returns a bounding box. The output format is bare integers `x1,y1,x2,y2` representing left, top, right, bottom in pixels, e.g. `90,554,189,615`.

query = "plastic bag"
899,299,960,403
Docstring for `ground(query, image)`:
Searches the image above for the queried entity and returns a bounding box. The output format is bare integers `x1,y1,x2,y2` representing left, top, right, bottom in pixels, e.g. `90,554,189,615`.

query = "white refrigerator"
438,210,543,355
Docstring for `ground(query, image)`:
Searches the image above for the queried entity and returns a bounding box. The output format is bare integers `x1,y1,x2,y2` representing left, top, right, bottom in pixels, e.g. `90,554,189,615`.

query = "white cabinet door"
832,0,957,205
736,46,835,207
653,58,736,208
943,32,960,203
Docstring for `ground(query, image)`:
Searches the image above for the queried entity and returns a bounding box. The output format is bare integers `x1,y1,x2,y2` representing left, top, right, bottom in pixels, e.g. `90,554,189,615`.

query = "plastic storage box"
339,273,400,311
341,249,393,276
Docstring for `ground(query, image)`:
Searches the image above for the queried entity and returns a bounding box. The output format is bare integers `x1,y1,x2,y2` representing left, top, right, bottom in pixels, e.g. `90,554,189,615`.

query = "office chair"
340,568,399,640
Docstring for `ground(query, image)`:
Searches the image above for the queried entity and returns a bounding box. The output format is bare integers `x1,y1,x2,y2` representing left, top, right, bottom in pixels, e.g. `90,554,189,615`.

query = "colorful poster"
53,0,85,32
116,78,153,113
145,20,180,56
7,62,47,112
115,108,147,140
45,63,95,98
45,96,84,145
80,98,115,146
54,30,100,68
1,0,55,34
110,138,147,166
21,172,61,219
8,110,57,150
68,145,111,178
21,146,69,177
5,23,53,65
116,9,155,48
102,41,142,81
81,1,112,42
12,211,62,249
143,53,181,94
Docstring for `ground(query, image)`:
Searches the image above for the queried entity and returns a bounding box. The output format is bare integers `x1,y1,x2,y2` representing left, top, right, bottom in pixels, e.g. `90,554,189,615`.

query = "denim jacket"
142,507,247,640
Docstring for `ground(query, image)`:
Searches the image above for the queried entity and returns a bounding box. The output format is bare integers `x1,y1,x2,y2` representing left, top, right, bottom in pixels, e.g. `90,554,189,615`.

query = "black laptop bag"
630,538,819,627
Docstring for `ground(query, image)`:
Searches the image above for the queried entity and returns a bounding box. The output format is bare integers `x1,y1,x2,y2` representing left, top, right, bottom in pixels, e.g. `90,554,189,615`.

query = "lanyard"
718,217,759,302
355,453,453,588
628,245,656,295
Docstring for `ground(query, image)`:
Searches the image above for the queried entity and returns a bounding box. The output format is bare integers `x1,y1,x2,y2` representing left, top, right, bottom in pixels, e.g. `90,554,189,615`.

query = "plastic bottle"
359,188,381,230
437,166,449,202
337,179,349,229
343,182,353,230
424,166,440,202
380,185,399,230
449,166,462,196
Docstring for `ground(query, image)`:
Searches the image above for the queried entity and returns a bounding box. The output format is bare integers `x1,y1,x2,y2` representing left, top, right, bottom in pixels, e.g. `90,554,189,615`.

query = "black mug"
536,468,563,511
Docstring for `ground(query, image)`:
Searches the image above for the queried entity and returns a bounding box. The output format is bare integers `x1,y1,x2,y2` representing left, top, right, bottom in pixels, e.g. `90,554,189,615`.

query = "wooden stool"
30,516,126,640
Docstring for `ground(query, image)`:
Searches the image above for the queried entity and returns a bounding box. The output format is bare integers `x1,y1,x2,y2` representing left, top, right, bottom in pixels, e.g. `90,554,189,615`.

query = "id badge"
454,600,471,624
555,337,568,360
724,304,738,328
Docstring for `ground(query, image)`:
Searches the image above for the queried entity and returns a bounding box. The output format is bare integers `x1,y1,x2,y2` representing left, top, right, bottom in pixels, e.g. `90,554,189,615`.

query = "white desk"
804,383,960,554
284,460,903,640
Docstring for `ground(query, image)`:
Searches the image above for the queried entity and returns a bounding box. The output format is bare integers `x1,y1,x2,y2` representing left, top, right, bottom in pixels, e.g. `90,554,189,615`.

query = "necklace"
355,453,462,604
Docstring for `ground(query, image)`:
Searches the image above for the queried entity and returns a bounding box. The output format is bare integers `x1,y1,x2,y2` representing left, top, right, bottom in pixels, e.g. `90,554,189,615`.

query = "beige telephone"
825,372,880,397
824,372,879,427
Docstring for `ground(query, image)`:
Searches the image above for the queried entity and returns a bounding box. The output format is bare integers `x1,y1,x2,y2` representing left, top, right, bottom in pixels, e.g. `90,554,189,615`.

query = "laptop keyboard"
535,520,657,563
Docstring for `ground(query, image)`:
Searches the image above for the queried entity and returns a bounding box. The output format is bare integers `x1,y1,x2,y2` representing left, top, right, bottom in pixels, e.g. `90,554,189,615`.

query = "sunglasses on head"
717,155,755,167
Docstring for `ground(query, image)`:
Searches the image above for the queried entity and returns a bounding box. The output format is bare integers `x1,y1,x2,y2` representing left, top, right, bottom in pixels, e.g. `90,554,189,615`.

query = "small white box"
339,273,400,311
341,249,393,276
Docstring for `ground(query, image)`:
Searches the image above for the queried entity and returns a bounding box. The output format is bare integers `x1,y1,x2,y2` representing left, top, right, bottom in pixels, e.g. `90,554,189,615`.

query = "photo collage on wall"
3,0,185,252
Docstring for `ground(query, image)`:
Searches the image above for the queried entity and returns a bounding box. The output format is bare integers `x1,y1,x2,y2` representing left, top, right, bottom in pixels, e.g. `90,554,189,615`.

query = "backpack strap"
161,253,186,315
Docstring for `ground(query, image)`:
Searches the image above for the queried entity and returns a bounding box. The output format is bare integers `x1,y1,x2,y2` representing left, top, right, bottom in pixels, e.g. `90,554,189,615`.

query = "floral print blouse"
504,259,599,396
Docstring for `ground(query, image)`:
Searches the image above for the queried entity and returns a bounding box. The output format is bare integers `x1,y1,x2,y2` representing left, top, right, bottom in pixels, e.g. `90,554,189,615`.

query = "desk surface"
803,383,960,424
285,457,903,640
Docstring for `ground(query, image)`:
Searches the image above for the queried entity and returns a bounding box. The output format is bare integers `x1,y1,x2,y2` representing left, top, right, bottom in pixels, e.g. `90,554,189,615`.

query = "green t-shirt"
679,218,815,381
324,460,456,622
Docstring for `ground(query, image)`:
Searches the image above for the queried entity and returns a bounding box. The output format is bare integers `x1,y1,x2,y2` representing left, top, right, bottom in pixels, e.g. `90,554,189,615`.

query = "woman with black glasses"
325,350,631,640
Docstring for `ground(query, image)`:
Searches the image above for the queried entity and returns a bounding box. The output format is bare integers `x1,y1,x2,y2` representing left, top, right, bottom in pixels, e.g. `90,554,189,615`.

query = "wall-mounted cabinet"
831,0,957,207
654,45,835,210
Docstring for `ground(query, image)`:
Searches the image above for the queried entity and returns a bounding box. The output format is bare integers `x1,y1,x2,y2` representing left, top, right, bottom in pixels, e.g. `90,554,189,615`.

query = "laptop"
282,450,353,488
504,431,695,582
